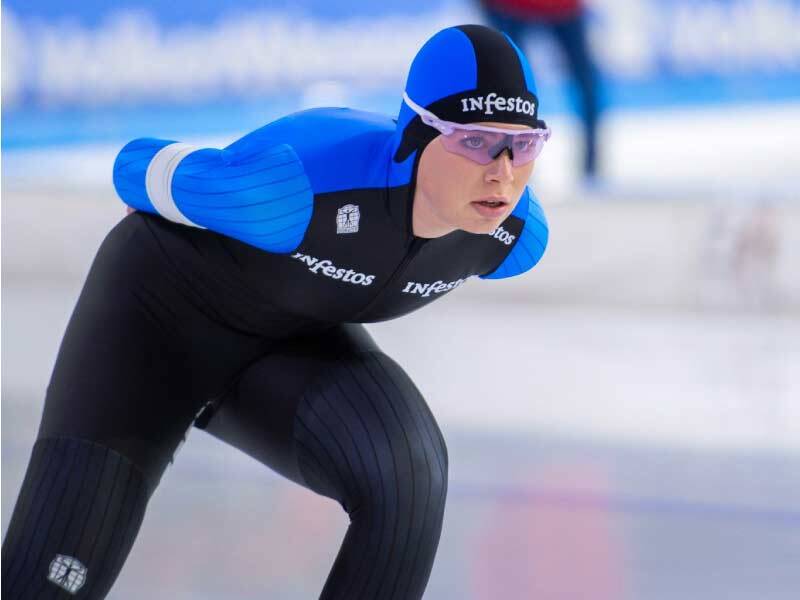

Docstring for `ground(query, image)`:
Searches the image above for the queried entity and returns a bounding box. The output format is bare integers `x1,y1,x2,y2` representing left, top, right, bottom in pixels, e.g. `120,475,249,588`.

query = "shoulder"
480,186,548,280
224,108,398,194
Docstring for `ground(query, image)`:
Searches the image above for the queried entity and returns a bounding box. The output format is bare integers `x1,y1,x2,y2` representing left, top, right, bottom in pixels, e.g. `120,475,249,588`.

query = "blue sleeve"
480,187,548,280
112,136,314,254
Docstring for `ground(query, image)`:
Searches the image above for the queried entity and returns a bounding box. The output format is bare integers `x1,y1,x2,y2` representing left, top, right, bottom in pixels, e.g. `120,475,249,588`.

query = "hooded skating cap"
394,24,546,163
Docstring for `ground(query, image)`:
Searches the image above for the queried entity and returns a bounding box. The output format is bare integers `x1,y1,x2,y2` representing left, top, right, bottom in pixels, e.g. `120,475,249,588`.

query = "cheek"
436,155,478,209
508,165,533,196
421,142,493,219
516,161,535,184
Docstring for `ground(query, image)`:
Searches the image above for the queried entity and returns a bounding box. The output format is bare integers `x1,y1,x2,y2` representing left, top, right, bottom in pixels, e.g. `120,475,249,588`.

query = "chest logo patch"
336,204,360,234
48,554,88,594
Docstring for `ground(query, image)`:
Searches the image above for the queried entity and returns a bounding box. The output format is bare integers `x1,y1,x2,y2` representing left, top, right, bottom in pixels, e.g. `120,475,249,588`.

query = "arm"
480,186,549,279
112,137,314,254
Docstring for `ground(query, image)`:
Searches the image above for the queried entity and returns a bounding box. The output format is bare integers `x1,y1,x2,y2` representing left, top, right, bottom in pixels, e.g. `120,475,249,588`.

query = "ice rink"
3,104,800,598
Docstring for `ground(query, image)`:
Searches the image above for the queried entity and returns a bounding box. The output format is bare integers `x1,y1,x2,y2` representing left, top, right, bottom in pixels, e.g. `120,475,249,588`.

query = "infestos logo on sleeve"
402,277,470,298
291,252,375,286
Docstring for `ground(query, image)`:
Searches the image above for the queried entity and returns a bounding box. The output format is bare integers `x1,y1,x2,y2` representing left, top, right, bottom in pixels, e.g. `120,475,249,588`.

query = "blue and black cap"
394,24,545,163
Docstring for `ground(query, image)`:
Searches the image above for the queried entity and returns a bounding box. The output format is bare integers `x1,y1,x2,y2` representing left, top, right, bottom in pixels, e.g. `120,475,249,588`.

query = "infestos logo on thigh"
291,252,376,286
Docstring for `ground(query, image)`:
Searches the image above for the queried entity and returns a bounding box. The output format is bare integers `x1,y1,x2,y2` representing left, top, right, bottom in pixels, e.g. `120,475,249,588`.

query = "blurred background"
2,0,799,598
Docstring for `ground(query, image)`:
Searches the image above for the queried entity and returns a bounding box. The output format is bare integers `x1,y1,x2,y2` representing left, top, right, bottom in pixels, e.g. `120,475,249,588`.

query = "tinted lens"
439,129,545,166
508,133,545,166
438,130,505,164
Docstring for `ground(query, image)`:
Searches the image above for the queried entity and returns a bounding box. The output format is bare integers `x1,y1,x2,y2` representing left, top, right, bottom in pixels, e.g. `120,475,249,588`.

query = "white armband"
145,142,205,228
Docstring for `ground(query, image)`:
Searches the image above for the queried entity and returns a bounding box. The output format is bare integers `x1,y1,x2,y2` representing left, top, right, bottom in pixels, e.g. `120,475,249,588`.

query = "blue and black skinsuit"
2,25,548,599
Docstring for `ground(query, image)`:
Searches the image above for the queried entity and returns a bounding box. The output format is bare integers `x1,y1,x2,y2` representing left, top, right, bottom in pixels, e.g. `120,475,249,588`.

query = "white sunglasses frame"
402,92,551,140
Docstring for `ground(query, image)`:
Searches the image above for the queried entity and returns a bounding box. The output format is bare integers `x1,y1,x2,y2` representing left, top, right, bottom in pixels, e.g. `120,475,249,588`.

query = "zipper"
351,236,428,320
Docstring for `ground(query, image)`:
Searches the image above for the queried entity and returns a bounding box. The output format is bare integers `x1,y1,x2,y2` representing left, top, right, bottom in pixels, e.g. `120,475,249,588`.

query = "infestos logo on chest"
402,277,470,298
291,252,375,286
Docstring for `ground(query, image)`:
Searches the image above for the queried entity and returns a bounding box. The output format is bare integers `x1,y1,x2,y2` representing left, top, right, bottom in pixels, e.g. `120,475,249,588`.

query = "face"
413,122,536,237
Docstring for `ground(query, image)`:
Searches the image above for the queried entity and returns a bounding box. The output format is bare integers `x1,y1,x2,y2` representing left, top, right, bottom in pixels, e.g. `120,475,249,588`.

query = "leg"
202,324,449,600
2,215,268,599
550,14,601,176
483,8,528,50
2,439,150,600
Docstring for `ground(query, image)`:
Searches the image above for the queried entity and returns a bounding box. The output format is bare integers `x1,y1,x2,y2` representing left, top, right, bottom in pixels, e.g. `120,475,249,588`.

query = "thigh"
200,324,380,488
202,323,449,511
550,16,596,82
37,215,271,490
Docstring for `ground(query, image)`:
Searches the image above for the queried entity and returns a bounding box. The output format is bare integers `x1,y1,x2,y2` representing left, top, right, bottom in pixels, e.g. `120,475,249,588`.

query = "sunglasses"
403,92,551,167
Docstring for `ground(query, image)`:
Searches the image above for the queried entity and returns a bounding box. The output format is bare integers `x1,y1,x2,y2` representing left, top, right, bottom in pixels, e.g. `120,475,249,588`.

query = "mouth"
471,196,510,218
473,196,509,208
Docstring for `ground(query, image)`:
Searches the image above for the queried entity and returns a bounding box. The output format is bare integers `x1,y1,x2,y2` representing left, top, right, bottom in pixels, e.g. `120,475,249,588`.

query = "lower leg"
294,353,449,600
2,438,150,599
552,16,601,176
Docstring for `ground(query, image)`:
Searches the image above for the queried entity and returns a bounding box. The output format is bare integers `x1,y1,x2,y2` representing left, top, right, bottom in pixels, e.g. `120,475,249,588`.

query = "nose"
485,150,514,184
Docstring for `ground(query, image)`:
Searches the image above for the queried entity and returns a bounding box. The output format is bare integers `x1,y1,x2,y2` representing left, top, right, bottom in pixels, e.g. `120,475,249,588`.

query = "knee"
356,409,449,524
293,352,449,520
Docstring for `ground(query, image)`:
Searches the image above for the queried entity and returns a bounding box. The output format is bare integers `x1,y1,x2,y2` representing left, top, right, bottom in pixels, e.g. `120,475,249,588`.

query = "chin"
461,218,503,235
456,204,511,235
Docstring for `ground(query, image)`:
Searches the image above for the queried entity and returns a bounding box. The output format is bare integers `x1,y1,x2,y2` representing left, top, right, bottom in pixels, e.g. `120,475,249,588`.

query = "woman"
2,24,549,599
